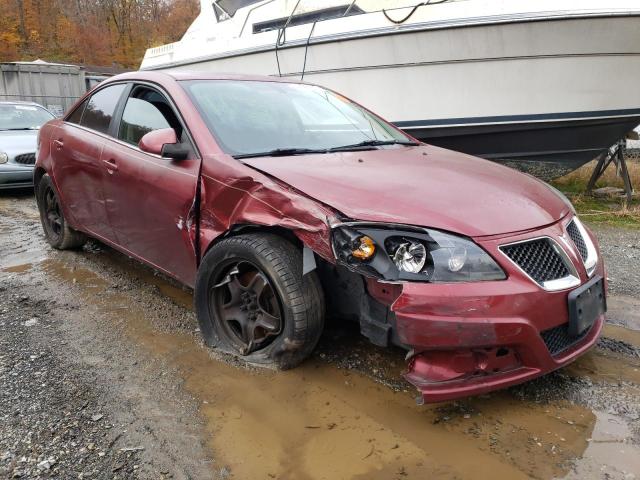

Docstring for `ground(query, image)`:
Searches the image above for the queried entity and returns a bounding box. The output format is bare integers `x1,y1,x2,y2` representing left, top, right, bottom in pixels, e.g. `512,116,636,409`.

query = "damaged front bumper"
378,222,606,403
396,279,604,403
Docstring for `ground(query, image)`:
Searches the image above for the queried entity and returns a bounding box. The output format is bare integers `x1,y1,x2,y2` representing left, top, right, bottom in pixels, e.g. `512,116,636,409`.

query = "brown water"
2,263,33,273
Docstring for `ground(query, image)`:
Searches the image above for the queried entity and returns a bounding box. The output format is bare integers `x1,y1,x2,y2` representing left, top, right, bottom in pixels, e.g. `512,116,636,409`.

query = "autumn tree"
0,0,199,68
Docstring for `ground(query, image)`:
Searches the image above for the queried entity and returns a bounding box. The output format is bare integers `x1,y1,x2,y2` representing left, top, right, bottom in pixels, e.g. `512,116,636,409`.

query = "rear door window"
79,84,127,135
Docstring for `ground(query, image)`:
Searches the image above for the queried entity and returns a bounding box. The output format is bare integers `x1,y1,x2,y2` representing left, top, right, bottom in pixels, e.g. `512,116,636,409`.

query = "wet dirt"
2,193,640,479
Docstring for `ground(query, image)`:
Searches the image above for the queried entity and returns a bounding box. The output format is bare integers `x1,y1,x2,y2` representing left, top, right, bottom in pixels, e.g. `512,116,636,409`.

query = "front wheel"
194,233,324,370
36,174,87,250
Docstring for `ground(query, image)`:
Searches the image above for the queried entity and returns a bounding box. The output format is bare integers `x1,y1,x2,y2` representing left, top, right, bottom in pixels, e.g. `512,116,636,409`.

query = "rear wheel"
36,174,87,250
195,233,324,369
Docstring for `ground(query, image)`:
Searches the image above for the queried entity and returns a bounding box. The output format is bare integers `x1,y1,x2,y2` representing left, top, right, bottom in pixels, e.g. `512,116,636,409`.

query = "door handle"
53,139,64,150
103,158,118,172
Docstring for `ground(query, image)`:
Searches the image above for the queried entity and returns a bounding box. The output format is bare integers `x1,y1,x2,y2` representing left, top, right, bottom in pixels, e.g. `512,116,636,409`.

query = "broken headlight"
332,225,506,282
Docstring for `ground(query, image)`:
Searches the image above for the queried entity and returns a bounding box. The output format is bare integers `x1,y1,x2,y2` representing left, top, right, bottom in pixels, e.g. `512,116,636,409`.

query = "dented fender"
196,154,339,268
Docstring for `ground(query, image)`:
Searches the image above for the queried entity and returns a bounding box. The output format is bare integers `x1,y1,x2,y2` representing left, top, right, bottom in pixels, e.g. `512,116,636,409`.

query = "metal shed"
0,60,86,117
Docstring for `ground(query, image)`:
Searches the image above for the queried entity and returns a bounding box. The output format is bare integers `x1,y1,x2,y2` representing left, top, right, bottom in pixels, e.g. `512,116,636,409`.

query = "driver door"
100,84,201,285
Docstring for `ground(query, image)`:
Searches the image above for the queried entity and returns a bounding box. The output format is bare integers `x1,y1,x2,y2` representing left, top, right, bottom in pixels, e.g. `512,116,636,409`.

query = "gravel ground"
0,194,217,479
0,277,216,480
591,224,640,297
0,292,142,479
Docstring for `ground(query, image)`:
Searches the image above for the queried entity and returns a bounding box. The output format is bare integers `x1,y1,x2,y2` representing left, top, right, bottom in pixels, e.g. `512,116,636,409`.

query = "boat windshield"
253,5,364,33
214,0,263,20
183,79,415,158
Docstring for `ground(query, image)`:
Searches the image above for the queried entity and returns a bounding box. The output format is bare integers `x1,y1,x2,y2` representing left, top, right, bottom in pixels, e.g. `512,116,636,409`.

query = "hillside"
0,0,198,69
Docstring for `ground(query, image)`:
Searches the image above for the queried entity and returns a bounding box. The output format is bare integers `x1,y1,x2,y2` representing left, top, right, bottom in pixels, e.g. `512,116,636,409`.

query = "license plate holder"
568,276,606,337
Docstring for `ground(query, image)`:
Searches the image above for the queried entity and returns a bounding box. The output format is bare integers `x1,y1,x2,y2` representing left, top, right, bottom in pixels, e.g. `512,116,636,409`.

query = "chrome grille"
566,220,588,262
500,239,570,284
541,322,591,356
14,153,36,165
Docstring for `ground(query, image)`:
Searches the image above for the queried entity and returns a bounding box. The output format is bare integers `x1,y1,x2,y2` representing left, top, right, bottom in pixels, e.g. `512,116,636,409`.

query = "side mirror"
138,128,189,160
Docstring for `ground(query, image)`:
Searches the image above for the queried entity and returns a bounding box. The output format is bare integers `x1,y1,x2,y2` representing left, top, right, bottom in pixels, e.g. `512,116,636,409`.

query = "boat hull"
145,5,640,174
402,114,640,179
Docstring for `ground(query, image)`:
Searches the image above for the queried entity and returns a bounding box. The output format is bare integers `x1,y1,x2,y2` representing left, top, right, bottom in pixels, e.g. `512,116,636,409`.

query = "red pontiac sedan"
34,71,606,402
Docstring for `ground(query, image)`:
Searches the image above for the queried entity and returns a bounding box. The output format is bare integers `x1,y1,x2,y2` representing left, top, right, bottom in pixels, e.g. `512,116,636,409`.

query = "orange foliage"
0,0,199,69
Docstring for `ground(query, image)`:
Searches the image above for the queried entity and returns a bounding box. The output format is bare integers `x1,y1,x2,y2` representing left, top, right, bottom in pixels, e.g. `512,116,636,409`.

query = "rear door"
51,83,127,241
100,83,201,285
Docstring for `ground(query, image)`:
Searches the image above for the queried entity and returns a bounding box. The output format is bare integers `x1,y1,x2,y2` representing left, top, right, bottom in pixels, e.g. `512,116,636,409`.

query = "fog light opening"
496,347,509,357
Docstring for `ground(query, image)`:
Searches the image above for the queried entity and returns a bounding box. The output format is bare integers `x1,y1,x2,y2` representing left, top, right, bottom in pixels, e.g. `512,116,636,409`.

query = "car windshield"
0,104,55,131
183,80,415,157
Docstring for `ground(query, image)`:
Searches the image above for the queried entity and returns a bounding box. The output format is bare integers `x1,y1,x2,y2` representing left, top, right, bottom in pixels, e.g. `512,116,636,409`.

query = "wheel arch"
198,222,333,279
201,224,303,259
34,168,82,234
33,166,47,189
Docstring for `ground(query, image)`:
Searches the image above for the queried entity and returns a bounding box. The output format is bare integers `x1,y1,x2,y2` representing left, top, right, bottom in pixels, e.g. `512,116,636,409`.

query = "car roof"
104,70,302,85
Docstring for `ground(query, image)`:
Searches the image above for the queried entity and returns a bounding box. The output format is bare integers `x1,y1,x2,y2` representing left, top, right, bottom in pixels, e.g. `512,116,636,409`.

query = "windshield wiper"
327,139,420,152
234,147,327,159
233,139,420,159
2,127,38,131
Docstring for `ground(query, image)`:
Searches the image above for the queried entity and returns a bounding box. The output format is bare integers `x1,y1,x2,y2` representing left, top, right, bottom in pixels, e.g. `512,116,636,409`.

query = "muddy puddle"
1,263,33,273
565,411,640,479
29,256,620,480
565,350,640,385
560,324,640,385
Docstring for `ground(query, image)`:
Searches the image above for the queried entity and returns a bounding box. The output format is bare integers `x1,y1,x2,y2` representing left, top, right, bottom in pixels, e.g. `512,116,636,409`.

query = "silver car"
0,101,55,189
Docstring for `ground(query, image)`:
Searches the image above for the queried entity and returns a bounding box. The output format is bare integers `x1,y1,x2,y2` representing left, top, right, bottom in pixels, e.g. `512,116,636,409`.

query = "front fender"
197,160,338,265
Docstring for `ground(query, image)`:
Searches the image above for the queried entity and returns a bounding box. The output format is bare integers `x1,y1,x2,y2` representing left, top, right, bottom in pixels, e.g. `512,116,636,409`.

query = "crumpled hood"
243,145,570,237
0,130,38,158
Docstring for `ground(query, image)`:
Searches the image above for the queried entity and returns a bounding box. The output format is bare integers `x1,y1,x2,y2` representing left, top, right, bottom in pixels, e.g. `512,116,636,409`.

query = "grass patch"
551,159,640,229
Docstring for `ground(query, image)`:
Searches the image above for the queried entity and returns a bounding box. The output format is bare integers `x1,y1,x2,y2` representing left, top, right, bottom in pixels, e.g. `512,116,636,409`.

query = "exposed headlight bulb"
393,240,426,273
447,246,467,272
351,235,376,260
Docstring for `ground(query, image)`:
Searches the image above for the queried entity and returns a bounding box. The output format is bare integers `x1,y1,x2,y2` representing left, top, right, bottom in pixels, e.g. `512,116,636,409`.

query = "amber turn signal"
351,235,376,260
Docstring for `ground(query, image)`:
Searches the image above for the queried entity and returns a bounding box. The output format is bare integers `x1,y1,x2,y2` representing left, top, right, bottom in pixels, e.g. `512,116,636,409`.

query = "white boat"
141,0,640,177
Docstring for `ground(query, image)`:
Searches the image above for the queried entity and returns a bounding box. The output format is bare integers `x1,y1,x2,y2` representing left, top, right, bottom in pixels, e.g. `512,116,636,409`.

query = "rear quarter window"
66,99,88,125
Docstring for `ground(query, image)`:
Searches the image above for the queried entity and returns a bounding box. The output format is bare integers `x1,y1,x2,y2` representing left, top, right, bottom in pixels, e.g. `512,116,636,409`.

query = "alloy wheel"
43,186,63,240
210,261,283,355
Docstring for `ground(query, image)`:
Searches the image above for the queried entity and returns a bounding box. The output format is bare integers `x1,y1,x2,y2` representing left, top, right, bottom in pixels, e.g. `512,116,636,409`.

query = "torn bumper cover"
396,280,604,403
388,228,606,403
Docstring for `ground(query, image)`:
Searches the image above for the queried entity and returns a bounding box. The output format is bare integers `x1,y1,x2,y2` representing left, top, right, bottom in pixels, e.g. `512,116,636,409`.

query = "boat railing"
343,0,357,16
282,0,303,33
146,42,177,57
